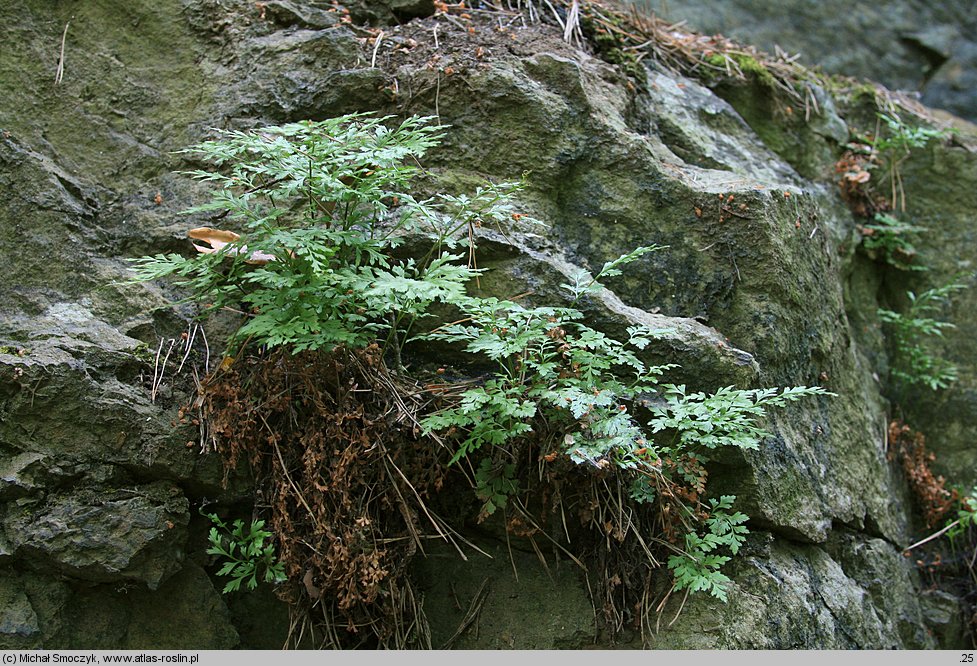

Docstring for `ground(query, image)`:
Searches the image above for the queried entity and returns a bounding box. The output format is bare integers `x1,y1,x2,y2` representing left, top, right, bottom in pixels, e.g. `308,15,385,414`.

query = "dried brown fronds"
200,345,458,648
888,419,955,529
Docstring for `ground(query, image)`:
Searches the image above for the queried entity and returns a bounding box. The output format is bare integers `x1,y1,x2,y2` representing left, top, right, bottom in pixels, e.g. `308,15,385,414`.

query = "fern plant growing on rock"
133,113,832,644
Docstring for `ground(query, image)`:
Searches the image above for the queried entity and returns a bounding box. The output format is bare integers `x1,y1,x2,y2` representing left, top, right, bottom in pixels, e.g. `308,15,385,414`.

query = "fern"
130,115,520,357
860,212,927,271
422,248,831,601
204,513,286,594
139,116,834,605
562,245,666,302
474,459,519,517
649,384,834,452
667,496,749,601
947,489,977,540
879,280,968,391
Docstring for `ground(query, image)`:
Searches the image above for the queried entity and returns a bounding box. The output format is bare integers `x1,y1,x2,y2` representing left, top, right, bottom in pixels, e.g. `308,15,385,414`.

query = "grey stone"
412,534,595,649
652,534,934,648
643,0,977,123
920,589,969,649
4,482,189,589
50,563,239,649
0,575,40,647
0,571,68,650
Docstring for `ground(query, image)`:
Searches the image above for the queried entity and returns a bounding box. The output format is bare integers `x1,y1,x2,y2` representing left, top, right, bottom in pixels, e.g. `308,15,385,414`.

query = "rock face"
0,0,974,649
644,0,977,121
642,0,977,124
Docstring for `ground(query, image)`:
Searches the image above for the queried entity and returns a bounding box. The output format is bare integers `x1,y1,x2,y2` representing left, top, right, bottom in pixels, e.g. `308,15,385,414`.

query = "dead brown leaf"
187,227,278,264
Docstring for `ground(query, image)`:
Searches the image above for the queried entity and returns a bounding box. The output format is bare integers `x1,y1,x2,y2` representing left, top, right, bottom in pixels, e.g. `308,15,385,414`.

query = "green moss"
0,0,215,185
844,83,881,105
703,53,725,68
130,342,155,364
704,53,778,89
735,55,774,82
0,345,27,356
827,80,884,117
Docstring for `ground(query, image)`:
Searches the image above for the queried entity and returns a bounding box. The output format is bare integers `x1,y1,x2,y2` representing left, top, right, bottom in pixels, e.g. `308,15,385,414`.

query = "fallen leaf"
844,170,871,184
187,227,278,264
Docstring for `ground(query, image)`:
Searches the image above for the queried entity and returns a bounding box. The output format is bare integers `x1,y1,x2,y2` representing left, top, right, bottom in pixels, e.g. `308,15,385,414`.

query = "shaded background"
639,0,977,123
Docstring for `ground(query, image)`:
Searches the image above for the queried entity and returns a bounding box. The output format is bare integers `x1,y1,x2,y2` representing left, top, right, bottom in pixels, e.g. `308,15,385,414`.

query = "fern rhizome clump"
133,114,831,647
